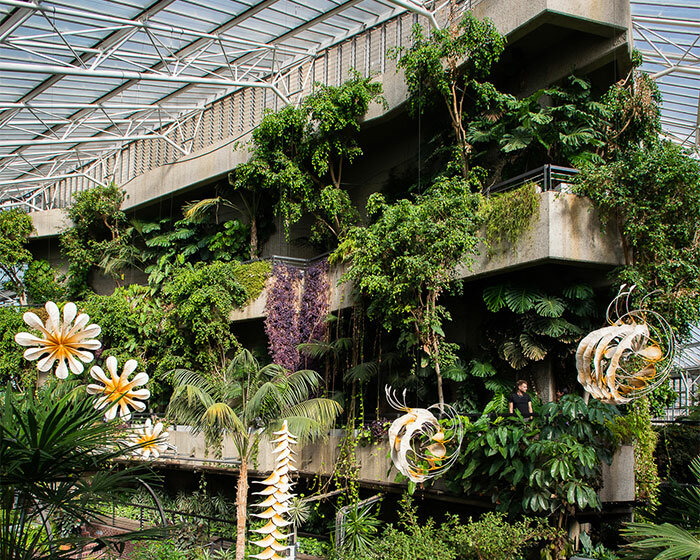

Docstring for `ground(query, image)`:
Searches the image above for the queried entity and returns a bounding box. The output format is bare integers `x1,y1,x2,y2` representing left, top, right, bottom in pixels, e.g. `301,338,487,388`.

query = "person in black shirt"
508,380,533,419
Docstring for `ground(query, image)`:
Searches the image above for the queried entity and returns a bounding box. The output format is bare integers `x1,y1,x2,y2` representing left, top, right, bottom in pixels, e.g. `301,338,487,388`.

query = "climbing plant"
480,183,540,252
392,12,505,179
334,175,482,408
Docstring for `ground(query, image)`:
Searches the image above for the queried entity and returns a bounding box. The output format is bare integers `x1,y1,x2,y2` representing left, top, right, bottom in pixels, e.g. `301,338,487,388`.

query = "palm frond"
344,361,379,382
621,522,700,560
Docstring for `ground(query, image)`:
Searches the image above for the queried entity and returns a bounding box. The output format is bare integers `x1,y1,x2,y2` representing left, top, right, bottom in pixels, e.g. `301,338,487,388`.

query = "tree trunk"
435,361,445,413
235,458,249,560
249,217,258,260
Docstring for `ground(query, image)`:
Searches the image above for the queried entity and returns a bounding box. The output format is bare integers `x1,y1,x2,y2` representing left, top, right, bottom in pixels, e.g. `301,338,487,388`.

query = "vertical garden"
2,7,700,560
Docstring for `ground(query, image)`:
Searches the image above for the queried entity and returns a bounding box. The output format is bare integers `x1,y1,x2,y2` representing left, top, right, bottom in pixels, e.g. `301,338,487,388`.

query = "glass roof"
1,1,699,207
631,0,700,155
0,0,434,204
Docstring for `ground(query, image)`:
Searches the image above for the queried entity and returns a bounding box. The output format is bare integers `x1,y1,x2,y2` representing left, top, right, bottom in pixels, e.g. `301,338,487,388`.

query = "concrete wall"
163,428,636,503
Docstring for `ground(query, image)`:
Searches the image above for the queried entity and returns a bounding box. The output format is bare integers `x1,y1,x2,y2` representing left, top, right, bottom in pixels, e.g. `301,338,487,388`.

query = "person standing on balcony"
508,380,533,419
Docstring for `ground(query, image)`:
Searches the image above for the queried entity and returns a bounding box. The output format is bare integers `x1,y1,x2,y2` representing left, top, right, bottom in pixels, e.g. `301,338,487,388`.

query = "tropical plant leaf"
519,333,547,361
500,340,528,369
563,284,594,300
344,361,379,382
469,359,497,378
533,294,565,318
483,284,508,312
504,286,537,313
621,522,700,560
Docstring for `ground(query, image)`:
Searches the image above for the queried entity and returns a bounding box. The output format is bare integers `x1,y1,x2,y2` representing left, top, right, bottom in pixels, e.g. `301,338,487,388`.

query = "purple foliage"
299,258,330,345
264,263,301,371
264,258,330,373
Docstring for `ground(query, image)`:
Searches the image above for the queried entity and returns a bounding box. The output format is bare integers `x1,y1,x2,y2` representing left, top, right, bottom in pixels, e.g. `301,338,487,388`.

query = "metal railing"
486,164,579,195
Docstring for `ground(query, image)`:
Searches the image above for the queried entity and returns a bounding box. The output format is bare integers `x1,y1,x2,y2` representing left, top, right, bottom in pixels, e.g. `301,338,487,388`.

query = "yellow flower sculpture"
130,418,169,459
87,356,150,421
14,301,101,379
250,420,296,560
385,386,463,483
576,286,675,405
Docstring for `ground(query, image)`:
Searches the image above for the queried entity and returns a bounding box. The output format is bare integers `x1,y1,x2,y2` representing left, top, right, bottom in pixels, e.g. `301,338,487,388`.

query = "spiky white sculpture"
576,286,675,404
250,420,296,560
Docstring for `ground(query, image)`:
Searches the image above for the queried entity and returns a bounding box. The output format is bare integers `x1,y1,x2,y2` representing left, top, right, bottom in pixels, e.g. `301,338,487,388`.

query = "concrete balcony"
229,190,625,322
156,427,635,504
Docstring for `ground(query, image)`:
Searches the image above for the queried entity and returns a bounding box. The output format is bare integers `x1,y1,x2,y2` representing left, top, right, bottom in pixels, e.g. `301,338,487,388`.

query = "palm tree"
0,384,162,560
167,349,342,560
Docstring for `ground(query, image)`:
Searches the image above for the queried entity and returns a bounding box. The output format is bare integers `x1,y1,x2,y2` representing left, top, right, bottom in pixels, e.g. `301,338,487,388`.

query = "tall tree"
167,349,341,560
0,209,33,305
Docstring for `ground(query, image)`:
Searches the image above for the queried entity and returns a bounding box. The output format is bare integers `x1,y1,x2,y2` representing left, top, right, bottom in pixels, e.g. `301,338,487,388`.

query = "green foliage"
162,262,247,373
0,209,33,302
0,385,162,559
60,184,132,297
448,395,618,523
234,72,383,247
339,501,382,556
335,176,482,405
138,204,249,292
0,307,34,389
572,67,700,337
23,260,65,304
579,532,620,560
392,13,505,177
655,424,700,484
297,536,330,556
80,285,174,405
468,75,608,171
480,283,596,376
231,260,272,302
620,453,700,559
480,183,540,251
445,511,563,560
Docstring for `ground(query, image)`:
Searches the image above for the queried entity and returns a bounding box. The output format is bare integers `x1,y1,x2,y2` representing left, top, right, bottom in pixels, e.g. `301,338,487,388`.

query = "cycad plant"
167,349,342,560
0,384,160,560
621,456,700,560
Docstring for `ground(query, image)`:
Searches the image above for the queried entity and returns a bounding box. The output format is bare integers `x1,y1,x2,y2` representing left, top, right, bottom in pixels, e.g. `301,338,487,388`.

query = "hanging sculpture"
87,356,151,421
575,285,676,405
385,386,464,483
14,301,102,379
250,420,296,560
129,418,169,459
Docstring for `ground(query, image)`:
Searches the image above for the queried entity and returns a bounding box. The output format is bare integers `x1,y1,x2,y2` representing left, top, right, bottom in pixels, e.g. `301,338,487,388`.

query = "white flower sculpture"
87,356,150,421
130,419,169,459
14,301,101,379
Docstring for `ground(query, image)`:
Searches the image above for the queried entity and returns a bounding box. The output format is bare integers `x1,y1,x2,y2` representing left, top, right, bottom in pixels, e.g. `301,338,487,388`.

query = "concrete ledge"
162,429,635,503
229,191,624,322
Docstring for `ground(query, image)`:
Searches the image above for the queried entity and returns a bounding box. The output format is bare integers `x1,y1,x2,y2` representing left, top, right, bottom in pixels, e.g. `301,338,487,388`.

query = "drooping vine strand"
264,259,331,372
264,262,302,371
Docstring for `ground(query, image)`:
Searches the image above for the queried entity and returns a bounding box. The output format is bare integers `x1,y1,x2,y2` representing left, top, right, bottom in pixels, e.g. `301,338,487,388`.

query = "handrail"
486,164,579,195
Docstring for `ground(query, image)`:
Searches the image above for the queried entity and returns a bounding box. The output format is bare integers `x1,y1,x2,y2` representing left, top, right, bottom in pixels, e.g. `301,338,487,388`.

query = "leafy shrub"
23,260,65,304
448,395,618,524
297,536,330,556
445,511,563,560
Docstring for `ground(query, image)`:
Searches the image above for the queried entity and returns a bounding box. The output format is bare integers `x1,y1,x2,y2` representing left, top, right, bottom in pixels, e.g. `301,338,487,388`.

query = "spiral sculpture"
576,285,675,405
385,386,464,483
